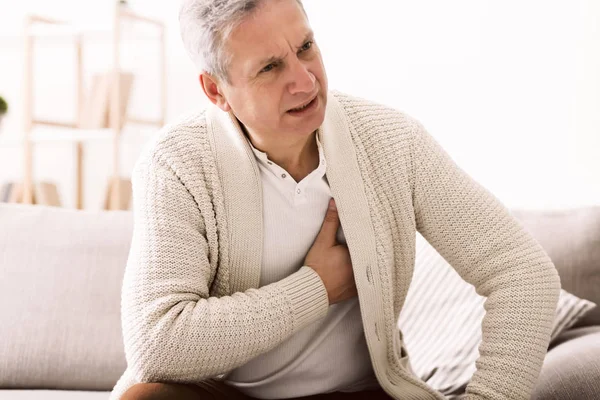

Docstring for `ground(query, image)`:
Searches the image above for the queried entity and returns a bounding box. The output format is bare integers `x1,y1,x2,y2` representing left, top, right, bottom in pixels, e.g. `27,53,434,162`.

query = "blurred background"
0,0,598,210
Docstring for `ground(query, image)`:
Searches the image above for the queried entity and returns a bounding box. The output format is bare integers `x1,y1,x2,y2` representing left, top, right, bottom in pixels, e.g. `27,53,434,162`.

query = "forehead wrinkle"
256,28,313,67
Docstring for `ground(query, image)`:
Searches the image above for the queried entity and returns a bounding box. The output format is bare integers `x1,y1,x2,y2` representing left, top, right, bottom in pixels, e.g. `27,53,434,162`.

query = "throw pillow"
398,232,597,397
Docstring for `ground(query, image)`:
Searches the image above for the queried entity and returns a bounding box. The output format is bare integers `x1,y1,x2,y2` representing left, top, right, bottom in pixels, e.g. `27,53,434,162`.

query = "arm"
409,117,561,399
121,152,329,383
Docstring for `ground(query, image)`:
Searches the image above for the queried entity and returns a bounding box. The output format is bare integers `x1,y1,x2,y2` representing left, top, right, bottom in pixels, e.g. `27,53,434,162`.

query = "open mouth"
287,95,318,114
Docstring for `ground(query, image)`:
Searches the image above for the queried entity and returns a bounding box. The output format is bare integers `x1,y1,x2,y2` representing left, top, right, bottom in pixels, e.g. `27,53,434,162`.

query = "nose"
288,59,316,95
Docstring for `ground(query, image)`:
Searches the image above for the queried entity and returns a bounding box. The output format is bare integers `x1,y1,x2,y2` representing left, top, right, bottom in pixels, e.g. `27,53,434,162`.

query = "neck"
240,123,319,173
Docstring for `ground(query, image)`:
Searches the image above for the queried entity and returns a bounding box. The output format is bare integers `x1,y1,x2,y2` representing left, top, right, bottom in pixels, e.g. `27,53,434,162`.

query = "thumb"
316,199,340,246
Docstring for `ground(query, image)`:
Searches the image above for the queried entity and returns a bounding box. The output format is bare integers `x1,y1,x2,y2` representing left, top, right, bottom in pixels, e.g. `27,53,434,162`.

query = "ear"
200,73,231,112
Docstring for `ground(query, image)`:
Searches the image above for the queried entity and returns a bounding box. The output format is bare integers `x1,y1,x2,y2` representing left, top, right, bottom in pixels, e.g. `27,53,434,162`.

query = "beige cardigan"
110,90,561,400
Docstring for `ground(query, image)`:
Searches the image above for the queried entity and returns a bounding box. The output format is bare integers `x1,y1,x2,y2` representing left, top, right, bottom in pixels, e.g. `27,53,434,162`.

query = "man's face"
216,0,328,139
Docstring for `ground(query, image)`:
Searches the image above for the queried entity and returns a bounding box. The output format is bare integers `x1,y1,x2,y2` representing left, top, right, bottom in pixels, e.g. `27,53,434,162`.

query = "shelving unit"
17,4,166,210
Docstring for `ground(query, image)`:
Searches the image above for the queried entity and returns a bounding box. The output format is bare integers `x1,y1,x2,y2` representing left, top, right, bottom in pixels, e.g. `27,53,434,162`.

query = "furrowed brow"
252,30,315,74
257,55,282,68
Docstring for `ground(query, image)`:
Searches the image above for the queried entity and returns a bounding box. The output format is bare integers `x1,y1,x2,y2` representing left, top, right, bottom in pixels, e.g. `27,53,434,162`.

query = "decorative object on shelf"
0,95,7,131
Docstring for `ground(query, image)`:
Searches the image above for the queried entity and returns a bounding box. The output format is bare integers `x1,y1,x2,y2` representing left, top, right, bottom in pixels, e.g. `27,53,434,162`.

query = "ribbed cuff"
278,266,330,332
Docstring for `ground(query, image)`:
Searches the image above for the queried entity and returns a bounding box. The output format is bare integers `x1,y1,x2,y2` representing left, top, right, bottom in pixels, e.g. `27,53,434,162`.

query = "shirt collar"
247,132,325,168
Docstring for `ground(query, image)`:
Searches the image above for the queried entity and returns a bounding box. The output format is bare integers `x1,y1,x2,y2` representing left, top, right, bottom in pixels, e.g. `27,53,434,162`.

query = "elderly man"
110,0,561,399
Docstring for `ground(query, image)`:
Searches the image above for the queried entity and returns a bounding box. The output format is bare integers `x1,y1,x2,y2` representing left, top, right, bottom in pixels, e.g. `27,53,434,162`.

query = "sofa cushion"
531,326,600,400
510,206,600,327
443,326,600,400
0,204,133,391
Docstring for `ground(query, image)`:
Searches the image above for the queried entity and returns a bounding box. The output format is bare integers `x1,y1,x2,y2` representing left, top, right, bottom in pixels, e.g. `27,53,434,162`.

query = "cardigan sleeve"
120,152,330,384
409,117,561,400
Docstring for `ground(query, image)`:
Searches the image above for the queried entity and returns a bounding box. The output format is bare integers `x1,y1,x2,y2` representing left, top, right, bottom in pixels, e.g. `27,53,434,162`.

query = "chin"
287,120,322,137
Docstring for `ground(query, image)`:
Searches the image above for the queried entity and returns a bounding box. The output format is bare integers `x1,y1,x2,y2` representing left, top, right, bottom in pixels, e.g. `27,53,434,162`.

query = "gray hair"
179,0,306,83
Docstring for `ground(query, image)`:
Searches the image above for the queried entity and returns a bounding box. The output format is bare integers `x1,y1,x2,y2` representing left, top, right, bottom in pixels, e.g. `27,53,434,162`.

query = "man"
110,0,561,399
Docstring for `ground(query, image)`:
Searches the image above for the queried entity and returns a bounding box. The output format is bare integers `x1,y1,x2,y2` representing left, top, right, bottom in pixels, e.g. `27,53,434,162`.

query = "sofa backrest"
510,206,600,327
0,203,132,391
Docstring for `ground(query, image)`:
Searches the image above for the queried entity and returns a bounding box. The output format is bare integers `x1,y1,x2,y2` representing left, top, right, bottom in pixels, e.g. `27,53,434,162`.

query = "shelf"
28,23,113,38
14,6,166,210
0,126,115,145
26,23,162,41
32,126,117,142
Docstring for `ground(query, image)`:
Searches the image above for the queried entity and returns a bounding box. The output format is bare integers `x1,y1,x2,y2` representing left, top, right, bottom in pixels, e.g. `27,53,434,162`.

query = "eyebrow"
253,30,315,71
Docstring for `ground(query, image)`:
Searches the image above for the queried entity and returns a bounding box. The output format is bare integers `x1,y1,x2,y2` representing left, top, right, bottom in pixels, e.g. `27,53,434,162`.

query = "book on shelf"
114,72,135,129
7,182,22,203
34,182,61,207
79,71,135,130
0,181,61,207
103,177,132,210
79,73,110,129
0,182,13,202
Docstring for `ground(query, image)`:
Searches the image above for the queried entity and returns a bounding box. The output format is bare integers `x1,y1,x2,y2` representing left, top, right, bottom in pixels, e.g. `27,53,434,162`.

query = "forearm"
123,265,329,382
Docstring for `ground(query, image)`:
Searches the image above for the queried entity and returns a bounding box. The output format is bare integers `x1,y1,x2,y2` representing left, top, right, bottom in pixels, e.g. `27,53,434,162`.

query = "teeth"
291,98,312,111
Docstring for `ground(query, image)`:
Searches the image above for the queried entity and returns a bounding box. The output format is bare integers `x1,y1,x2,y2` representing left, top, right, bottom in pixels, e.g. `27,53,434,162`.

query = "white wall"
1,0,599,210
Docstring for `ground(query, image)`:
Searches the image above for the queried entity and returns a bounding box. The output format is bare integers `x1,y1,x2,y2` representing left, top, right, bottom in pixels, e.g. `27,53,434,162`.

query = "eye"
260,63,276,73
300,40,313,52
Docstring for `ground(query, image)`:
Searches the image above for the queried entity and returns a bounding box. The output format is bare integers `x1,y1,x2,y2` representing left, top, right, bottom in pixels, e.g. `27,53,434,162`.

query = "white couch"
0,203,599,399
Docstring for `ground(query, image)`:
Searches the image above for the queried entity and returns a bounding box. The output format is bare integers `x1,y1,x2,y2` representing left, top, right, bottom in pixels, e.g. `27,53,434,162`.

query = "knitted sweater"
109,90,561,400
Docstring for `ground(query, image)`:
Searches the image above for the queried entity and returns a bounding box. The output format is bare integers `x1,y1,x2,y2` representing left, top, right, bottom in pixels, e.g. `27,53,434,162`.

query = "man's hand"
304,199,357,305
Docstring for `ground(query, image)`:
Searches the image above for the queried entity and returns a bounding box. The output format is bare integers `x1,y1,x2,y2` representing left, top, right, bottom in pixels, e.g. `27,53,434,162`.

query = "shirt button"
297,189,301,194
267,161,272,165
281,173,287,178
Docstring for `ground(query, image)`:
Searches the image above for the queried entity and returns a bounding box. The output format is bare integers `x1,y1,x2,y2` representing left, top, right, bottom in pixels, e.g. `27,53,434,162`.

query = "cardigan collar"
206,91,379,295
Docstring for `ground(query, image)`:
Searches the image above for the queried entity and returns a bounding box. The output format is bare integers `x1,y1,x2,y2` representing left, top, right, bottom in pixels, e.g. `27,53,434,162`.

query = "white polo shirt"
222,133,379,399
